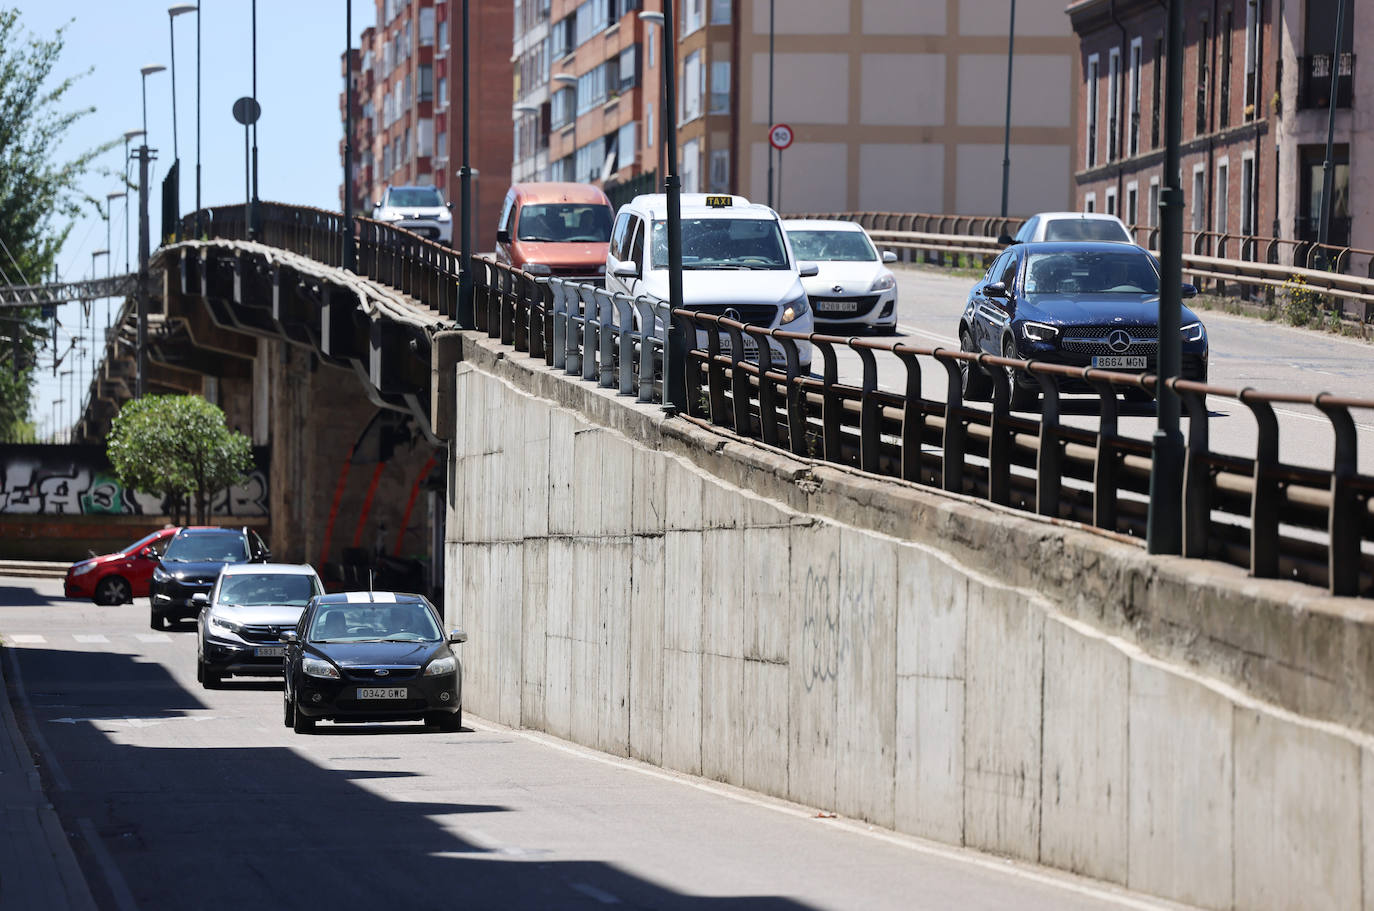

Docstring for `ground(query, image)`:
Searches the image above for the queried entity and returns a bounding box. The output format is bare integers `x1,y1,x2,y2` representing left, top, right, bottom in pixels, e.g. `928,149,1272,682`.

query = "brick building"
1070,0,1363,264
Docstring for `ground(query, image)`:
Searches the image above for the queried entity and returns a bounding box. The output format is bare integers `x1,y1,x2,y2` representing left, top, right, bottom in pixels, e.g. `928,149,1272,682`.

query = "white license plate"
718,337,759,358
357,687,408,700
817,300,858,313
1092,356,1147,369
254,647,285,658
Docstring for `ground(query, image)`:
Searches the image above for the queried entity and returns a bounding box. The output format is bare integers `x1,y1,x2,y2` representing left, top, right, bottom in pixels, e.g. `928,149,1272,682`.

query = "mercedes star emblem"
1107,329,1131,353
723,308,741,323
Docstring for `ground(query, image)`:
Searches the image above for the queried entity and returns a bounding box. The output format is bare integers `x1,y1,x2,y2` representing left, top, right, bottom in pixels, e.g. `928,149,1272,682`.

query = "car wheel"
959,329,992,402
873,322,897,337
1002,338,1040,411
195,658,204,684
292,701,315,734
94,576,131,606
149,610,166,631
200,660,221,689
427,710,461,733
283,693,295,728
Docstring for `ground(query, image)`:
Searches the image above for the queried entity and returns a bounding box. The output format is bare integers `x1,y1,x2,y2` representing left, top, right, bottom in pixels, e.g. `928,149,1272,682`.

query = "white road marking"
1208,395,1374,434
51,715,217,727
134,633,172,643
897,323,956,345
73,634,108,644
7,634,46,644
468,719,1185,910
570,882,622,905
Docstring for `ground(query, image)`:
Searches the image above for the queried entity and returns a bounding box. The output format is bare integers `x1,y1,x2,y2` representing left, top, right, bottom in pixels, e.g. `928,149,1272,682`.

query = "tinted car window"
163,532,248,564
996,254,1020,288
1042,219,1131,242
309,602,441,642
1024,250,1160,296
786,229,877,262
218,573,318,607
1013,216,1038,243
651,218,790,270
125,530,170,556
388,187,444,207
517,204,613,242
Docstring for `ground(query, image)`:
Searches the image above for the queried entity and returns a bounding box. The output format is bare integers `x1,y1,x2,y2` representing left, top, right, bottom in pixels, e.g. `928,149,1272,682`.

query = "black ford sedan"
958,242,1208,408
282,591,466,734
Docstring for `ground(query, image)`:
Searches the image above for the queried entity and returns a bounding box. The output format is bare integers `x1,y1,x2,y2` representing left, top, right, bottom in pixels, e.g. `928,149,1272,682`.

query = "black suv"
148,527,270,629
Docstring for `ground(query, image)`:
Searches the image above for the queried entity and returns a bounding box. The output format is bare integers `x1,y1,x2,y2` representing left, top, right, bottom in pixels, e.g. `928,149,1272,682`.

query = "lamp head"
106,191,127,201
551,73,578,86
638,10,665,24
512,103,539,116
169,3,198,16
92,249,110,257
123,129,146,141
140,64,167,77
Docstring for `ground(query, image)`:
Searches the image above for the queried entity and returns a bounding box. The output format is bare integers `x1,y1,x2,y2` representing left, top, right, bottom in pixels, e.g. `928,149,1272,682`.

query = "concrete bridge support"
440,329,1374,911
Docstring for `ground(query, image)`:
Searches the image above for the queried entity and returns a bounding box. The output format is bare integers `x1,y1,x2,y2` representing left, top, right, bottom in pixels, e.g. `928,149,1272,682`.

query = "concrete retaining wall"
443,337,1374,911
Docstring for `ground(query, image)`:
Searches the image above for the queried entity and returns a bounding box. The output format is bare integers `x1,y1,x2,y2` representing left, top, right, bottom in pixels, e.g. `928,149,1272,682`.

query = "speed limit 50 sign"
768,123,793,151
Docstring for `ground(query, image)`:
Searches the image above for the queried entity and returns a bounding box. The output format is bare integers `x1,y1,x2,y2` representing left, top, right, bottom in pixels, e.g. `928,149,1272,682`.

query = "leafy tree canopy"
106,395,253,524
0,9,116,440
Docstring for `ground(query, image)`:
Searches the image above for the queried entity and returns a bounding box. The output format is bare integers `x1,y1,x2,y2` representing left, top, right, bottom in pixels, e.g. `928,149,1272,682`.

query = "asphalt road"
0,576,1199,911
824,264,1374,475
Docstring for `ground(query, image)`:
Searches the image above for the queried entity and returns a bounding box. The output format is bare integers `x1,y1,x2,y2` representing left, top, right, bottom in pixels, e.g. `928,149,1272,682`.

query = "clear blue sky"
17,1,376,438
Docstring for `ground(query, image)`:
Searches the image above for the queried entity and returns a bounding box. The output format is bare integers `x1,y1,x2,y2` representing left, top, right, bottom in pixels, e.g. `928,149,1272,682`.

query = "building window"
710,61,730,114
1240,155,1255,237
646,25,655,68
1151,36,1162,148
619,46,638,93
437,130,447,160
1128,39,1142,157
575,0,611,47
1244,0,1260,114
419,64,433,102
646,102,653,148
1218,10,1232,127
709,148,729,192
1148,177,1160,228
1084,192,1096,213
682,137,700,192
710,0,730,24
438,77,448,109
682,50,702,122
618,120,637,171
419,7,435,45
1086,54,1099,169
551,86,575,128
1107,48,1120,161
418,118,434,158
1105,186,1117,216
438,18,449,55
1215,160,1228,232
1191,166,1206,231
1126,182,1138,229
551,15,574,58
1195,16,1210,135
682,0,703,35
576,61,613,114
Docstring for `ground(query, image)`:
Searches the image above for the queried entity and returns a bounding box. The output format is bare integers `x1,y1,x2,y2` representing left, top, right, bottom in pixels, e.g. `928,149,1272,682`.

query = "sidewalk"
0,560,68,579
0,644,98,910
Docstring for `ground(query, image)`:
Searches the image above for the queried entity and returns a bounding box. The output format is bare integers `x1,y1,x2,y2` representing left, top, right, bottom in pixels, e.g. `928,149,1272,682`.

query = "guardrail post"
1034,371,1063,518
725,323,751,434
780,337,808,457
594,288,615,389
635,296,657,402
1242,390,1281,578
580,285,598,383
855,343,880,474
1175,380,1213,558
893,347,925,483
935,350,966,494
680,312,706,418
530,277,548,361
1314,394,1362,596
500,268,516,346
752,329,780,446
612,292,635,395
813,338,844,463
985,356,1012,506
1085,371,1122,531
551,280,569,372
704,317,728,425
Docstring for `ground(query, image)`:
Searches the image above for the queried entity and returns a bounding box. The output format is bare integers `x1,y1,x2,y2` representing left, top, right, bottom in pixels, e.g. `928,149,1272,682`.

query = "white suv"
604,193,815,372
372,185,453,245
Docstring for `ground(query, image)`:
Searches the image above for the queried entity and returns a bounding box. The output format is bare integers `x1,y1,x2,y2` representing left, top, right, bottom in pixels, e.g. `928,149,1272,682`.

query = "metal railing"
171,201,1374,598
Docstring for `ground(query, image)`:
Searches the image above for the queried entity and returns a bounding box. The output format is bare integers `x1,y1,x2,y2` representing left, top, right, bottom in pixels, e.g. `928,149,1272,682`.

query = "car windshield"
162,533,248,564
517,203,613,242
1024,251,1160,296
123,530,170,555
217,573,317,607
1042,219,1132,242
651,217,790,270
309,602,442,643
387,188,444,208
786,229,876,262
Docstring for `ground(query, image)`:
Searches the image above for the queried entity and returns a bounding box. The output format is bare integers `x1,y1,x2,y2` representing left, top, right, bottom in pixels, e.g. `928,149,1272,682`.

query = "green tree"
0,9,115,440
106,395,254,525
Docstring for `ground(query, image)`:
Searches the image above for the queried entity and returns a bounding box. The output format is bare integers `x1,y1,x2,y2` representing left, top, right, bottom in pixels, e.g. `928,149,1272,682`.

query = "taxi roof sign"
705,195,733,208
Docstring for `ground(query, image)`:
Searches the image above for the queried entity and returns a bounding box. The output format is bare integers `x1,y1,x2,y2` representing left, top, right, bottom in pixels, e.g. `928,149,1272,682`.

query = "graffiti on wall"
0,444,270,516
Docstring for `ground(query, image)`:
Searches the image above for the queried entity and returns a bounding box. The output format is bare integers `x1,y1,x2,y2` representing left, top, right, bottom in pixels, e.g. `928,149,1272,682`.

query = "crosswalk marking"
135,633,172,643
2,633,181,646
7,634,45,644
73,634,109,644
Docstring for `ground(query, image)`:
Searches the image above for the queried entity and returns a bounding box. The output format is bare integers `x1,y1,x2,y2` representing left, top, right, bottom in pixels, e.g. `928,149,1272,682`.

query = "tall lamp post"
122,130,144,274
638,11,665,188
1315,0,1348,265
1147,0,1185,553
999,0,1016,222
139,64,166,138
88,249,108,422
766,0,774,208
168,4,198,242
104,191,125,332
551,72,579,181
343,0,357,271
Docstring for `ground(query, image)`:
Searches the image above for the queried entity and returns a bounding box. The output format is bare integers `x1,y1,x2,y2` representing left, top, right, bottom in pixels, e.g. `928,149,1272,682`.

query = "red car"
65,527,180,605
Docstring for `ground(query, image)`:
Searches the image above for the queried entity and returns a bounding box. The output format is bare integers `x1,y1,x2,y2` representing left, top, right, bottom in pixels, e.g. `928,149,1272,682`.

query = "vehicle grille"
692,303,778,326
343,666,420,682
240,623,293,643
1061,326,1158,356
812,295,881,317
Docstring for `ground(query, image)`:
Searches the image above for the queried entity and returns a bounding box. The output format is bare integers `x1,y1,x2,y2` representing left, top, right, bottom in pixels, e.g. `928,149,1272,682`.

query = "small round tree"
107,395,254,525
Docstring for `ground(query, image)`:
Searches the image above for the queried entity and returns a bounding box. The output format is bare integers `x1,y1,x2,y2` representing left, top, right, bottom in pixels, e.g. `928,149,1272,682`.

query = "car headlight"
152,568,170,582
781,295,810,324
208,614,242,636
424,654,457,676
302,656,340,679
869,273,896,293
1181,321,1205,342
524,263,552,276
72,563,97,577
595,264,606,275
1022,321,1060,343
437,211,451,222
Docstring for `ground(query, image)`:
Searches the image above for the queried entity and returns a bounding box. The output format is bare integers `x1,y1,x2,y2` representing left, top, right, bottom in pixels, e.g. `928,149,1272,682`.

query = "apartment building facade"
1071,0,1363,261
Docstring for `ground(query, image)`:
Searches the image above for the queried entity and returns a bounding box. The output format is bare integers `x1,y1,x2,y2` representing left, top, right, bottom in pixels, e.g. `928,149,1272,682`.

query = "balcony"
1298,53,1355,110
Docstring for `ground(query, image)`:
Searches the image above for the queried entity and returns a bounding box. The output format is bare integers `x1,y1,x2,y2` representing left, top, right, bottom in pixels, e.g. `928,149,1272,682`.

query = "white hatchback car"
784,220,898,334
1010,212,1134,245
195,562,323,688
605,194,815,372
372,185,453,245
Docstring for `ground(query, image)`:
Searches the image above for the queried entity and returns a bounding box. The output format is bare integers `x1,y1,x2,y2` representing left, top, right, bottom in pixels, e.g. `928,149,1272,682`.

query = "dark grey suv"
148,527,270,629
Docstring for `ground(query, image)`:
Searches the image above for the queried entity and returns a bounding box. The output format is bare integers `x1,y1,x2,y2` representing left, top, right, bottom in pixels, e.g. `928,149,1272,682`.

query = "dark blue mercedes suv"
958,242,1208,409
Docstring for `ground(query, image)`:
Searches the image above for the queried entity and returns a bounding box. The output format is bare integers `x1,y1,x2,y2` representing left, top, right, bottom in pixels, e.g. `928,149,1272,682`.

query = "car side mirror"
138,547,156,560
280,630,299,644
448,629,468,644
1182,282,1198,299
191,592,209,607
446,201,453,210
797,261,820,278
881,250,897,264
496,228,511,244
997,233,1015,246
611,260,639,279
985,281,1008,299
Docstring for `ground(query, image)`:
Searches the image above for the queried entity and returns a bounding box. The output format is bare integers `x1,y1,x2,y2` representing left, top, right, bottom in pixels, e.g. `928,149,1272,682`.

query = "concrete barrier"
442,333,1374,911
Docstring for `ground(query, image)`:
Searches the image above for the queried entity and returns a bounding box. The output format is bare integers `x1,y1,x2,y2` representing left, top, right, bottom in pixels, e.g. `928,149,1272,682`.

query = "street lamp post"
638,11,665,188
250,0,259,239
89,249,108,417
551,73,579,182
139,64,166,139
456,0,474,327
104,191,125,333
59,369,73,443
1316,0,1348,264
767,0,774,208
122,130,144,274
999,0,1016,221
344,0,356,271
169,4,198,242
51,399,63,444
660,1,685,411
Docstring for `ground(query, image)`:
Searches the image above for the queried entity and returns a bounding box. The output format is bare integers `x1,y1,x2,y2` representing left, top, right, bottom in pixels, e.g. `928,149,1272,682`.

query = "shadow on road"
0,584,71,609
8,645,817,911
